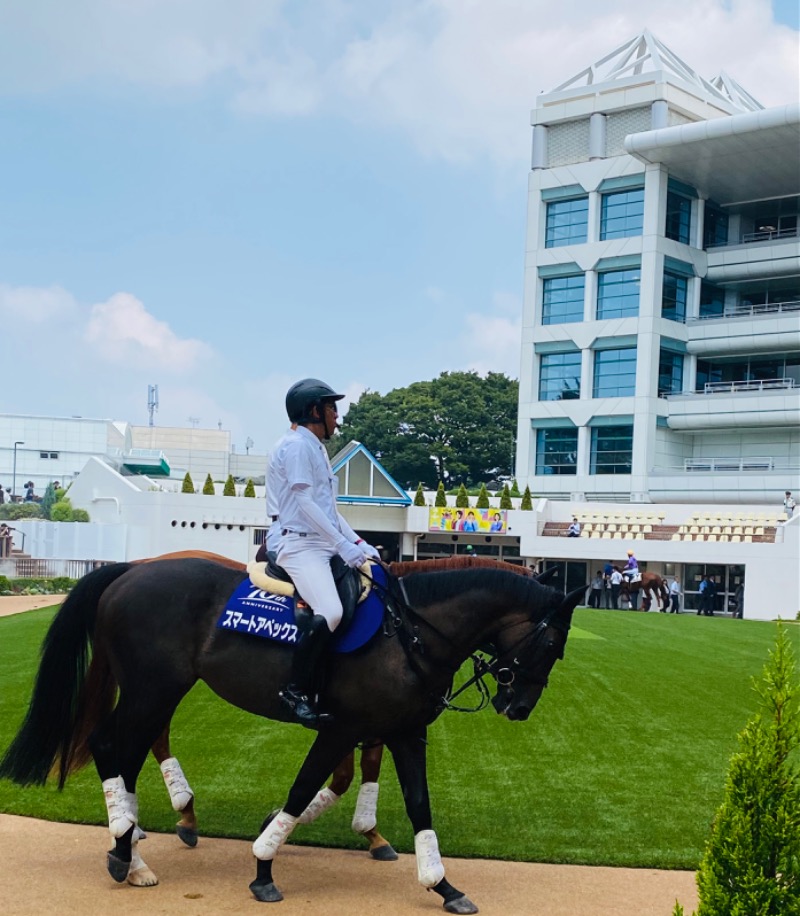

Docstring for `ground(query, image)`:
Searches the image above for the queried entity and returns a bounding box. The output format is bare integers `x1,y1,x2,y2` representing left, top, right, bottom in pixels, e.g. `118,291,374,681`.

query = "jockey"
272,378,381,728
623,549,639,581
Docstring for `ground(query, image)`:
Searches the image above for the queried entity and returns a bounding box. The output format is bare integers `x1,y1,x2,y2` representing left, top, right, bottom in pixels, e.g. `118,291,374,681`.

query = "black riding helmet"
285,378,344,436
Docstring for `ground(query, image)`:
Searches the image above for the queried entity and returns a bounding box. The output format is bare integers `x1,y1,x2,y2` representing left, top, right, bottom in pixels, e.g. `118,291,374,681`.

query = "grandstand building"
515,31,800,505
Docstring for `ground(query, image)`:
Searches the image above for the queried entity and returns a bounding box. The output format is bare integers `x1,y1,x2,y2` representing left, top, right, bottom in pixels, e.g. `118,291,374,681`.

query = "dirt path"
0,596,699,914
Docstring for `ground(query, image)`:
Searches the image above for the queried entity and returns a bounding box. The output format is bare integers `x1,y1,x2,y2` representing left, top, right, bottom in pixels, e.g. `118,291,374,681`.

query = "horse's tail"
0,562,133,788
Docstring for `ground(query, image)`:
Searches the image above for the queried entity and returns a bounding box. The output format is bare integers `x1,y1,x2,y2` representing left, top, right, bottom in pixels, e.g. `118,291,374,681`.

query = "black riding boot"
280,614,334,729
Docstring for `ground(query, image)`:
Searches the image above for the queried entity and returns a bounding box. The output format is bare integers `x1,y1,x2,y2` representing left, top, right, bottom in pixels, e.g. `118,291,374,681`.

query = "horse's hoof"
107,850,131,883
128,865,159,887
249,879,284,902
176,824,198,847
444,895,479,914
133,826,147,841
369,843,399,861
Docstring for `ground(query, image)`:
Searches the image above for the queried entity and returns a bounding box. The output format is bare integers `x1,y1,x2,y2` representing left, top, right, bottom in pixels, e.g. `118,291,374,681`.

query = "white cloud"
0,2,794,165
84,292,213,372
0,284,78,323
458,292,522,378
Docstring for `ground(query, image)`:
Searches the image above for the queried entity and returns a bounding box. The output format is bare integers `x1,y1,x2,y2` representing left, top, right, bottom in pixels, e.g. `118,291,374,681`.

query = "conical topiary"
181,472,195,494
413,482,426,506
202,474,215,495
509,479,521,498
476,483,490,509
520,486,533,510
244,479,256,498
499,484,513,510
435,482,447,507
455,483,469,508
223,475,236,496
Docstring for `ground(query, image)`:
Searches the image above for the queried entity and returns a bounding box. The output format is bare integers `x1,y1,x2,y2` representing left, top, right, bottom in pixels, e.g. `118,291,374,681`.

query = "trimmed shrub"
509,479,521,498
520,486,533,510
50,500,74,522
413,483,426,507
434,482,447,508
181,473,195,494
244,479,256,498
71,508,90,522
673,625,800,916
455,484,469,508
41,483,58,520
0,502,43,520
223,475,236,496
476,483,490,509
203,474,215,495
499,484,513,510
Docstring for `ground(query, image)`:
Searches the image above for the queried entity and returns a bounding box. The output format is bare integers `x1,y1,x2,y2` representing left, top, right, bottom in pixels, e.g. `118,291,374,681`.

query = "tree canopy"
339,371,518,488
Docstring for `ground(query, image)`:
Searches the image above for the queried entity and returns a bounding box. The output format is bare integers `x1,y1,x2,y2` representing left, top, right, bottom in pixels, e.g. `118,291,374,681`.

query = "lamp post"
12,441,24,501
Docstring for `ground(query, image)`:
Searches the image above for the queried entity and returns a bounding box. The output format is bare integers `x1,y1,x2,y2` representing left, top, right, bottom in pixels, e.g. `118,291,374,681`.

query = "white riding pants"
277,534,343,631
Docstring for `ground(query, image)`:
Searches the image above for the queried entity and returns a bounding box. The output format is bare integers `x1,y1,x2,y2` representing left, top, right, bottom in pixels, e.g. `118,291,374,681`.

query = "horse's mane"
389,556,532,578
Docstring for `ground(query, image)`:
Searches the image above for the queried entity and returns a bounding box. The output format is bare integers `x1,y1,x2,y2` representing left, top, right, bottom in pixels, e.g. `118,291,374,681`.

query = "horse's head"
490,585,584,722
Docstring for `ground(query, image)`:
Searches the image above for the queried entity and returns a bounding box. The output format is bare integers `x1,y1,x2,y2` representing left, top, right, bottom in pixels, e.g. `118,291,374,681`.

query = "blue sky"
1,1,797,453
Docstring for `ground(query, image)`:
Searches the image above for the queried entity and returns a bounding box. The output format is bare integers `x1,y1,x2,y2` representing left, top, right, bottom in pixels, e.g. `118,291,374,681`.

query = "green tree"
413,482,426,506
340,371,518,488
476,483,490,509
509,479,521,498
41,483,58,520
434,482,447,508
202,474,215,495
499,484,513,510
181,473,195,494
455,483,469,508
223,475,236,496
520,486,533,511
674,625,800,916
244,479,256,498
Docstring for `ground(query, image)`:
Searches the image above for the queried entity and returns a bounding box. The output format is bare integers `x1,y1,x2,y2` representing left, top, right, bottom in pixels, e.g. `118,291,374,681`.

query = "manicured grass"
0,605,795,868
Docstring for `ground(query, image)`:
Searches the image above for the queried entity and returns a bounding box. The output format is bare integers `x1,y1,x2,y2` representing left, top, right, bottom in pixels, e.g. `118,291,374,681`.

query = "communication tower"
147,385,159,427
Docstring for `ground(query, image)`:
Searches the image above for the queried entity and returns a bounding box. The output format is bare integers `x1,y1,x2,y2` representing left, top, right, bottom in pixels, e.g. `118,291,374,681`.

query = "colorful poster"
428,507,508,534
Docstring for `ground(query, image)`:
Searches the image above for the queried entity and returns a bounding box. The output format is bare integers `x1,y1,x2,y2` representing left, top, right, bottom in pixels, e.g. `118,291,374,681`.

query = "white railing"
692,300,800,321
684,457,774,472
124,448,168,460
741,227,798,244
703,378,795,394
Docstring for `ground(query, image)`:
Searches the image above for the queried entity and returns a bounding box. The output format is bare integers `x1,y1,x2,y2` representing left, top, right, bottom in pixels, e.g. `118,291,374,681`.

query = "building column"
532,125,548,170
589,113,606,160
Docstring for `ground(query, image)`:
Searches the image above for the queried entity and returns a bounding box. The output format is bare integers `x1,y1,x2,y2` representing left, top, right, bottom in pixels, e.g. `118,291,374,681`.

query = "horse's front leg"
250,729,357,903
385,729,478,915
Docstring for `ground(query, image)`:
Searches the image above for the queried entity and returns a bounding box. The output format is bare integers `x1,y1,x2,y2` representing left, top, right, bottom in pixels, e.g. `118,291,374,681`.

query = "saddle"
247,547,369,633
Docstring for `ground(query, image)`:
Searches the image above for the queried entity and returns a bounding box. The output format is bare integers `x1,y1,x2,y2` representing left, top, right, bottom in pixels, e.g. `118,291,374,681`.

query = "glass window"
597,268,640,319
662,271,688,322
535,428,577,475
593,348,637,398
539,352,582,401
590,425,633,474
700,281,725,318
658,349,684,395
665,192,692,244
545,197,589,248
542,275,585,325
695,354,800,391
600,188,644,240
703,203,728,248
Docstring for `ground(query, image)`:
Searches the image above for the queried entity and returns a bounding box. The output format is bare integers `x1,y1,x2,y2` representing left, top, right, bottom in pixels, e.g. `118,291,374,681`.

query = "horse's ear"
533,565,559,585
559,585,587,617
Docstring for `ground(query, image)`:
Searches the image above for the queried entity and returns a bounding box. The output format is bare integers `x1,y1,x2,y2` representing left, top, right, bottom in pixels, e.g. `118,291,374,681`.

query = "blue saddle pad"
216,563,387,654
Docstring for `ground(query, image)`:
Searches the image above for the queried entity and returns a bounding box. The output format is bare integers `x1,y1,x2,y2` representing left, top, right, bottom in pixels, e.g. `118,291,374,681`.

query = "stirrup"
280,686,333,728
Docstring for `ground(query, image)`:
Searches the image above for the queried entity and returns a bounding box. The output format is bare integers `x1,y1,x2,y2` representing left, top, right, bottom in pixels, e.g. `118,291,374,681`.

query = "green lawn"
0,605,794,868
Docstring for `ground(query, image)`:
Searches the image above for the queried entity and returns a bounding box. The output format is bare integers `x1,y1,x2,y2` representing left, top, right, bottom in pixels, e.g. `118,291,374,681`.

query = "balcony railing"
741,227,798,244
662,378,797,398
692,300,800,322
684,457,774,472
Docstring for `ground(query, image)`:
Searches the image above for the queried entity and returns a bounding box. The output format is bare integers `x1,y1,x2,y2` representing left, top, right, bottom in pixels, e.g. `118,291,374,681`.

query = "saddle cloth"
215,560,387,654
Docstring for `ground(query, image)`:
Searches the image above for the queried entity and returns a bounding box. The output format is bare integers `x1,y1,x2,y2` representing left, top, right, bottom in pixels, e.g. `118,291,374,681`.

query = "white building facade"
515,32,800,504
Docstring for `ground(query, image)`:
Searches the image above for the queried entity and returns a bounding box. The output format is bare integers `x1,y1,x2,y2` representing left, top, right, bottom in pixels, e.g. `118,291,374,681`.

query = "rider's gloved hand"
339,540,369,569
358,541,381,561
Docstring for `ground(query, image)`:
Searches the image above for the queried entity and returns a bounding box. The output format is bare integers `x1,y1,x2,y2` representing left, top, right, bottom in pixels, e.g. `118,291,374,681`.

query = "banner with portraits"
428,507,508,534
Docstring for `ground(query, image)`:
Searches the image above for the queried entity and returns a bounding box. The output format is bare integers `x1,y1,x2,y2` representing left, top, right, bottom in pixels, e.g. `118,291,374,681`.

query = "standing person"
705,575,717,616
610,567,622,609
697,575,708,615
669,577,681,614
272,378,381,728
784,491,796,520
733,581,744,619
0,523,13,558
24,481,34,502
0,484,4,504
567,517,581,537
589,570,603,608
602,561,613,609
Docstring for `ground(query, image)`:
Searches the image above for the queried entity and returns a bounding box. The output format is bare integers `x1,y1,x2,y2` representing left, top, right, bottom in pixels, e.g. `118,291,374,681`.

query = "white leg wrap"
252,810,298,860
351,781,379,834
126,792,147,841
103,775,136,838
415,829,445,888
160,757,194,811
297,787,341,825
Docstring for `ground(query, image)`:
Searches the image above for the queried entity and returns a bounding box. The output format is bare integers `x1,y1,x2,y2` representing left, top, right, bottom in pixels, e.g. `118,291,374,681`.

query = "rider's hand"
359,541,381,561
339,540,369,569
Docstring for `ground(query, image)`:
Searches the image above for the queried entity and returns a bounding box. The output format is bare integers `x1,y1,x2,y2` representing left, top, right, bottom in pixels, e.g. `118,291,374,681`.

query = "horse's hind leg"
151,723,198,847
351,742,397,861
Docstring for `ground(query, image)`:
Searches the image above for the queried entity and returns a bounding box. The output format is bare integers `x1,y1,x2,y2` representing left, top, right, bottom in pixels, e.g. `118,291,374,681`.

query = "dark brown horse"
1,556,582,913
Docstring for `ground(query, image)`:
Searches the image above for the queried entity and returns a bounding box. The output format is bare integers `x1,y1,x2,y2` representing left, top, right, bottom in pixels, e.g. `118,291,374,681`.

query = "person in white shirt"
567,518,580,537
669,578,681,614
609,568,623,609
784,491,796,520
272,378,380,728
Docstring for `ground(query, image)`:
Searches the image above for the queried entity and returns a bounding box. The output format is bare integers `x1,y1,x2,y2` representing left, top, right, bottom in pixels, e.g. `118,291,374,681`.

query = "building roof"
330,440,412,506
625,103,800,204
